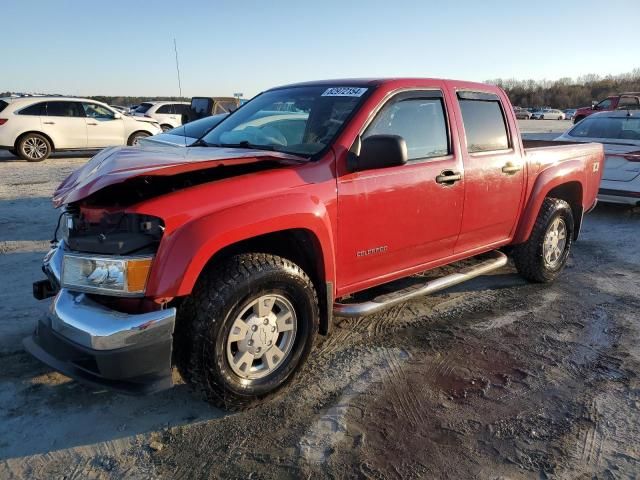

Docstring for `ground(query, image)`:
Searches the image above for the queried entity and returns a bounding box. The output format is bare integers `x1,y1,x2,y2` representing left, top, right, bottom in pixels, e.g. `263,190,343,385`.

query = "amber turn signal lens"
126,258,153,293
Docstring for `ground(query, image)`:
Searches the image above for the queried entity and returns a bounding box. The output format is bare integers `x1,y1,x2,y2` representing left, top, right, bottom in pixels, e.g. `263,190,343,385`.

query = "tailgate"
602,152,640,182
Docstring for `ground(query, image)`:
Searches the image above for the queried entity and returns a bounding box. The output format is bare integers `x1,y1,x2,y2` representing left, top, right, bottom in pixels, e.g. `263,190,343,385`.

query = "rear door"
42,101,87,149
453,91,525,253
82,102,125,147
337,89,465,291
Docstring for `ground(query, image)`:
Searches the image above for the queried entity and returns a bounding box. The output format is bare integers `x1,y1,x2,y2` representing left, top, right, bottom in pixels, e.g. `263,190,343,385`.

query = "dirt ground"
1,119,639,479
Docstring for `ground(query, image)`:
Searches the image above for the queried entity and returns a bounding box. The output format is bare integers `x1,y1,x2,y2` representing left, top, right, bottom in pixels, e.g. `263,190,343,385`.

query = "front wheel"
512,197,574,283
176,253,319,410
127,131,151,146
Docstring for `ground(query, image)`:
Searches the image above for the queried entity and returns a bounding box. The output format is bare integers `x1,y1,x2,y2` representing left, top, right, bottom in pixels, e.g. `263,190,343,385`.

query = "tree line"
487,69,640,109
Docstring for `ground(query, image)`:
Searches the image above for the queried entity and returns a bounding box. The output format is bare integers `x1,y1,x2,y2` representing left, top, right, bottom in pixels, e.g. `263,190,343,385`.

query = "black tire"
127,131,151,146
160,124,172,132
17,133,51,162
512,197,574,283
176,253,319,410
558,116,563,120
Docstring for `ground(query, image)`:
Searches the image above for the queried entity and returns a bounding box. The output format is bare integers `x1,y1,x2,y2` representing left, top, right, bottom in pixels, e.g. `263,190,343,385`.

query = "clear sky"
2,0,638,98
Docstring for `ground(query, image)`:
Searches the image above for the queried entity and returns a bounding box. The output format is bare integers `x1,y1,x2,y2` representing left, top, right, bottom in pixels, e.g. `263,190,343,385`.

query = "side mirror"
347,135,408,173
113,112,122,119
591,101,598,110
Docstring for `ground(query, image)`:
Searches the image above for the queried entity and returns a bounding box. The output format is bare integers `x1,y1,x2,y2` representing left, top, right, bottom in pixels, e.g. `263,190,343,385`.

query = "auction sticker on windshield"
321,87,368,97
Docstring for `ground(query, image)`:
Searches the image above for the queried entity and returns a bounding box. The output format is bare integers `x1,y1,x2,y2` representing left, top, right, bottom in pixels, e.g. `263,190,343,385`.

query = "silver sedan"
555,110,640,205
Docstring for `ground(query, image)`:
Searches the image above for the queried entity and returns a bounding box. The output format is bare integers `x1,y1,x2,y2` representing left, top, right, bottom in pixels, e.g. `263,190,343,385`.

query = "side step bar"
333,251,508,318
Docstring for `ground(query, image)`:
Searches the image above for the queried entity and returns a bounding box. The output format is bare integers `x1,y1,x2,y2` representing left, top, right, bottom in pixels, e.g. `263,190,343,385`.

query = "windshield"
201,86,369,156
135,103,153,114
168,114,228,139
569,116,640,141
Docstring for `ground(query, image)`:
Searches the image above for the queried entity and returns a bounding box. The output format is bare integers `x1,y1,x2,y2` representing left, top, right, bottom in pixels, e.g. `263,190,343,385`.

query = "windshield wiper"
220,141,275,151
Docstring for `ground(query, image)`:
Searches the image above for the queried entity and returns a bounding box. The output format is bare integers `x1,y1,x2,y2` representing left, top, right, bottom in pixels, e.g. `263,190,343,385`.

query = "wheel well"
547,182,583,239
127,130,150,145
15,131,55,150
202,229,332,335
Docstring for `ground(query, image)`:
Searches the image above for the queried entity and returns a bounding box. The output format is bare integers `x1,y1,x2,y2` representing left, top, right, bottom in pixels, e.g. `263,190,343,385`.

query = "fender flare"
513,160,585,244
145,192,337,299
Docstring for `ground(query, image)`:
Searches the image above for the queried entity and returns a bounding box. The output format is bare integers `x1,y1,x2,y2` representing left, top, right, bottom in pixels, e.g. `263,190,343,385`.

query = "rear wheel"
17,133,51,162
176,253,319,410
558,116,563,120
127,131,151,146
160,124,172,132
512,197,574,283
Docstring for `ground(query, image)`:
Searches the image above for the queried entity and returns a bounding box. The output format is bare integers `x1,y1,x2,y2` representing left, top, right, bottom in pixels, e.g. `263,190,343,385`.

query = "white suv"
0,97,162,161
132,101,191,131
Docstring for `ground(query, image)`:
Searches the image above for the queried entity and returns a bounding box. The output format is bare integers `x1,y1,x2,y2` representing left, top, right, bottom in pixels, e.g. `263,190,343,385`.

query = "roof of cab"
270,78,499,92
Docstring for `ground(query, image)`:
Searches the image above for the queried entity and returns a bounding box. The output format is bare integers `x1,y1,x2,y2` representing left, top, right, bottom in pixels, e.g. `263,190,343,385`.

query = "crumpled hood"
53,145,306,207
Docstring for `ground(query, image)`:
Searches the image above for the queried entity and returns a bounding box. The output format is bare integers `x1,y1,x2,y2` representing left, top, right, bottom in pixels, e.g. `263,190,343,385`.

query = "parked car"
139,113,229,147
556,110,640,205
532,108,565,120
514,107,532,119
182,97,242,123
564,109,577,121
28,78,602,409
573,93,640,124
0,97,161,161
133,101,191,131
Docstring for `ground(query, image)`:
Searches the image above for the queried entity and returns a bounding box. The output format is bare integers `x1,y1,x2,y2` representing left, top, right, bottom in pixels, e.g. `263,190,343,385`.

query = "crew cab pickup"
26,79,603,409
573,92,640,123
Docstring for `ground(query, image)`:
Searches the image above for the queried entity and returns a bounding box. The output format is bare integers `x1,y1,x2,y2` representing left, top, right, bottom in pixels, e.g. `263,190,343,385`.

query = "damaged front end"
26,202,176,394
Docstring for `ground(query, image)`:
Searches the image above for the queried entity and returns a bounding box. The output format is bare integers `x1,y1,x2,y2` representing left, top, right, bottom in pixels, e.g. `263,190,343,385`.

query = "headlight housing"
61,254,153,296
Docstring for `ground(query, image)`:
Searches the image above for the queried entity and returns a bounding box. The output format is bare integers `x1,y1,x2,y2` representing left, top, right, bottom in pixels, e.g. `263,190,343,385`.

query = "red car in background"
573,92,640,123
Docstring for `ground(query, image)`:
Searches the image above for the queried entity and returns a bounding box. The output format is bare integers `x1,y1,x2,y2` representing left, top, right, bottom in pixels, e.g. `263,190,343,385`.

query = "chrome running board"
333,251,508,317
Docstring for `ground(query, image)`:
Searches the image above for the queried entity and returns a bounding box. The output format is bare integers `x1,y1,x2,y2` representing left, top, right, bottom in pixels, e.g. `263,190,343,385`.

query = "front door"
82,103,124,148
337,89,465,293
453,91,525,253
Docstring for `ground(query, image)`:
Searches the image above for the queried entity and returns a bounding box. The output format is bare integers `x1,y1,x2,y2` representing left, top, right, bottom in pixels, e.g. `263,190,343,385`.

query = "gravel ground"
1,119,639,479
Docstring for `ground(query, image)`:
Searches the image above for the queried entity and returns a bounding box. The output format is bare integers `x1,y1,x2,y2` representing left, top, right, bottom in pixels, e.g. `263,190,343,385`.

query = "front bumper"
25,242,177,394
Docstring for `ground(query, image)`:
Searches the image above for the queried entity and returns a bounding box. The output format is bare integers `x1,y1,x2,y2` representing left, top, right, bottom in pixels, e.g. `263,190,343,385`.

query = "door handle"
87,122,98,126
502,162,522,175
43,121,55,125
435,170,462,185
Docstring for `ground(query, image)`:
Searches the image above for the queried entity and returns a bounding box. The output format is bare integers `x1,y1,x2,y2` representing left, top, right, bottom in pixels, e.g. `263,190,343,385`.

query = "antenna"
173,38,182,98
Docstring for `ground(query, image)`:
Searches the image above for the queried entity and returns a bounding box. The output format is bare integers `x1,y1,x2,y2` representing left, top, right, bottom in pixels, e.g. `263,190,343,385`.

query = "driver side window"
82,103,114,119
596,99,612,110
363,92,449,161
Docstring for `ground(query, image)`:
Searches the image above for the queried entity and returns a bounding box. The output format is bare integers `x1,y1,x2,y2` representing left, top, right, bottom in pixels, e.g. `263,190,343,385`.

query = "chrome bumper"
50,289,176,350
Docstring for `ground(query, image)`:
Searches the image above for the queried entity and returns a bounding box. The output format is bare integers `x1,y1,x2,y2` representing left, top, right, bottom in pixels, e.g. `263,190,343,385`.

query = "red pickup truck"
27,78,603,409
573,92,640,123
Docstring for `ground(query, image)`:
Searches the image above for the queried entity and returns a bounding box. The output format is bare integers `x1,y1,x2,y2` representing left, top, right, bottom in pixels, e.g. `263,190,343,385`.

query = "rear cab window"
457,91,510,153
363,90,450,161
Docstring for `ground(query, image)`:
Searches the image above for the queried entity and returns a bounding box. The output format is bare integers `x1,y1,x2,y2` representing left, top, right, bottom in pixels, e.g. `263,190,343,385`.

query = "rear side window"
18,102,46,115
618,97,640,109
46,101,85,117
156,104,172,114
135,103,153,114
457,91,510,153
364,92,449,161
0,100,8,113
